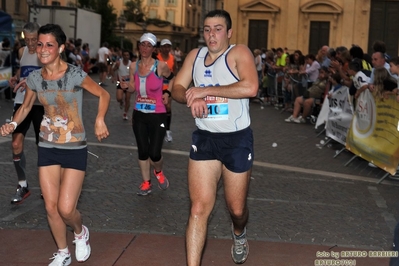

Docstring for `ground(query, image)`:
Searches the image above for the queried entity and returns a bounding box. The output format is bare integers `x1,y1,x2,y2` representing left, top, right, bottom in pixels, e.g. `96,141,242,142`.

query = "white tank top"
117,59,131,81
192,45,251,132
14,47,42,104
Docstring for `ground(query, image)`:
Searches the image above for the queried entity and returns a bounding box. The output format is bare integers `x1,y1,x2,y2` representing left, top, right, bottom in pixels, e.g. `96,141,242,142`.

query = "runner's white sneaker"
73,225,91,262
48,251,71,266
164,130,173,142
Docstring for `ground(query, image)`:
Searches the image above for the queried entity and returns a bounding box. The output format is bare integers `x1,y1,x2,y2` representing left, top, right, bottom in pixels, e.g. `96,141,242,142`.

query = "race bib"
205,96,228,120
136,96,156,113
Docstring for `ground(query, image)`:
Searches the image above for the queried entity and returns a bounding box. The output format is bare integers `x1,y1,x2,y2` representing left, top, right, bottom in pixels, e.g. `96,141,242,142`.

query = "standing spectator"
0,37,11,67
370,67,397,100
64,39,74,61
349,45,372,71
347,58,370,99
317,45,331,68
369,51,394,84
67,47,77,66
2,23,110,265
264,50,276,104
330,50,352,88
10,40,22,73
260,47,267,64
273,47,288,108
172,9,258,265
254,49,263,86
74,48,83,68
128,33,172,196
80,43,91,73
301,54,320,87
7,22,43,204
372,40,390,62
97,42,110,86
81,43,90,58
157,39,177,142
286,50,306,97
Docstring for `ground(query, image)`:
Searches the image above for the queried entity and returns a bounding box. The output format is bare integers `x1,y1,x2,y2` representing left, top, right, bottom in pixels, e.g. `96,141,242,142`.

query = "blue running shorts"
189,127,254,173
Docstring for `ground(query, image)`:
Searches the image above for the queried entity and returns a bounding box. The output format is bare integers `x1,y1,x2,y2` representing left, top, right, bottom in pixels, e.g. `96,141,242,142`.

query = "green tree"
95,0,117,44
124,0,146,23
124,0,170,27
77,0,117,44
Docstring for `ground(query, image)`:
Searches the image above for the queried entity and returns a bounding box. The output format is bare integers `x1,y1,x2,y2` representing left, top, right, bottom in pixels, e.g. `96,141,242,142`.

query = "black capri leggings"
132,110,167,161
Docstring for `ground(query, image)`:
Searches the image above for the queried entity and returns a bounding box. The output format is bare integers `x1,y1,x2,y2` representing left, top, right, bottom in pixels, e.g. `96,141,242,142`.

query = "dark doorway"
368,0,399,57
309,21,330,55
248,20,268,51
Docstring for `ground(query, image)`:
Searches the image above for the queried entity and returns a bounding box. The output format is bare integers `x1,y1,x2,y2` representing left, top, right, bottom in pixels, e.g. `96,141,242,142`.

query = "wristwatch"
9,121,17,130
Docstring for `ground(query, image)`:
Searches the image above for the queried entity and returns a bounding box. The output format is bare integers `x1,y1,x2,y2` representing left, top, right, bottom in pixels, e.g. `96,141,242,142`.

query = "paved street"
0,75,399,265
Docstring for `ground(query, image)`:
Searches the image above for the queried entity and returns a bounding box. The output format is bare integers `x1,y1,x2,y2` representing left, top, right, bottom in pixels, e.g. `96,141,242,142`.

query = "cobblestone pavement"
1,75,399,255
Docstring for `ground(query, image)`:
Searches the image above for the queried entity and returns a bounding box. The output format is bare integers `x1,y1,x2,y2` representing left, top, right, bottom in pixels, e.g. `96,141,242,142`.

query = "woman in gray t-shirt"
0,24,110,265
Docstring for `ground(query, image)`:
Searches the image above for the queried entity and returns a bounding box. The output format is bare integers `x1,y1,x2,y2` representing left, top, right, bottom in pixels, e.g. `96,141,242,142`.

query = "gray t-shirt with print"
26,64,87,149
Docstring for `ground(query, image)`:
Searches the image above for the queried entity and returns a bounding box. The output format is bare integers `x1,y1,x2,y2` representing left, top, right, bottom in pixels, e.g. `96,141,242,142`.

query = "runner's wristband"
163,90,171,97
9,122,17,130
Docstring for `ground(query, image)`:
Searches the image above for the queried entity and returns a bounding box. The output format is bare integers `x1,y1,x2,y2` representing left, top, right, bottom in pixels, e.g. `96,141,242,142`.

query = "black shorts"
116,84,128,91
13,104,44,145
97,62,107,73
37,146,88,171
189,127,254,173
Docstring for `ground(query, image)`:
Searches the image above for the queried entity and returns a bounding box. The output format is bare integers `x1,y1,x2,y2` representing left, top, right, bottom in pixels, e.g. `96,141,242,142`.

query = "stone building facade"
221,0,399,56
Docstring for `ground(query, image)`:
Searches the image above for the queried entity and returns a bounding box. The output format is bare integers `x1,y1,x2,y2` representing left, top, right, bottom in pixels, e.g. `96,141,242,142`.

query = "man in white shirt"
97,42,110,86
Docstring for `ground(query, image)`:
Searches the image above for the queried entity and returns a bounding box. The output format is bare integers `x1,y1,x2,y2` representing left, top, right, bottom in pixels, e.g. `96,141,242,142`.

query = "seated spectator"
285,66,329,123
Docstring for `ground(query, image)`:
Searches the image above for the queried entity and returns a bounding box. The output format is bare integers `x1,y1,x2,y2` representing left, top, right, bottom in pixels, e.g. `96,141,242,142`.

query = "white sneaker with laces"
73,225,91,262
293,116,306,124
164,130,173,142
284,115,294,122
49,251,71,266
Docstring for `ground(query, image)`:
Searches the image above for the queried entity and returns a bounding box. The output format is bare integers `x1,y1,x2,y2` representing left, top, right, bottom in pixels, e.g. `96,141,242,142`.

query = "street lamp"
118,13,127,49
